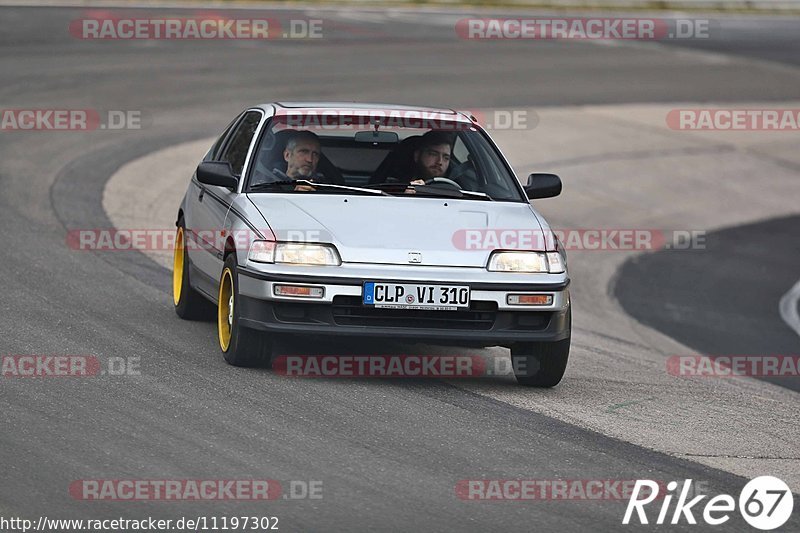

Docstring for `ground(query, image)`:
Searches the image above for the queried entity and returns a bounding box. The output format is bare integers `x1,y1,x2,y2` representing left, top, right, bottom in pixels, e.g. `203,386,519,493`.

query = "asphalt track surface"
1,4,799,532
615,215,800,392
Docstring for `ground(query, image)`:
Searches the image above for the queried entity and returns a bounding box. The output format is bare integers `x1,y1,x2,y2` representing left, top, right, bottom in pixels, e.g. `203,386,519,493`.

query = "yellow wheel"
172,226,184,306
173,218,213,320
218,267,234,352
217,254,273,367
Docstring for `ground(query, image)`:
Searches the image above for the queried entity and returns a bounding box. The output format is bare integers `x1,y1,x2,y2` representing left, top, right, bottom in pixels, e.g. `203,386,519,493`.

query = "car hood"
246,194,548,267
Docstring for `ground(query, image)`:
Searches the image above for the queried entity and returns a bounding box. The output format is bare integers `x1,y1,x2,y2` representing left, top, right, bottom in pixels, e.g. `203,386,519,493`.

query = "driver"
283,130,325,191
405,131,454,193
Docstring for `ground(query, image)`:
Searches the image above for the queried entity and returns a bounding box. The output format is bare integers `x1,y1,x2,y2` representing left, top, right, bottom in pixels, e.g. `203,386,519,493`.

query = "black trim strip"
188,263,219,304
238,266,569,291
186,228,223,258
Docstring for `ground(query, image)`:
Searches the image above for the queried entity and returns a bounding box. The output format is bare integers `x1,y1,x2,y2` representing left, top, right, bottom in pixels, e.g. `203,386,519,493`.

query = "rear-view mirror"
354,131,399,144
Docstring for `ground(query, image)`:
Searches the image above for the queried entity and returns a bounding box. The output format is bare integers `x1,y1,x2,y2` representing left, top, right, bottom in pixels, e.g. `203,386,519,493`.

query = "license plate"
362,282,470,310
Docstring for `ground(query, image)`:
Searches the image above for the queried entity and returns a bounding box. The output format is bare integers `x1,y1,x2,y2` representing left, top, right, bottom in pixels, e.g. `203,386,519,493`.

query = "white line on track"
779,279,800,339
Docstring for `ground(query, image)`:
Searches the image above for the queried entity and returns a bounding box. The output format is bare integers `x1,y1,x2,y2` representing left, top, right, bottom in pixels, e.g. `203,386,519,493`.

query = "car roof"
251,102,473,123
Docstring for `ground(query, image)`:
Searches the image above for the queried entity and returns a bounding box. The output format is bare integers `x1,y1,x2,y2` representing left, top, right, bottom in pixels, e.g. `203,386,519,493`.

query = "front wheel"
218,254,273,368
512,337,571,387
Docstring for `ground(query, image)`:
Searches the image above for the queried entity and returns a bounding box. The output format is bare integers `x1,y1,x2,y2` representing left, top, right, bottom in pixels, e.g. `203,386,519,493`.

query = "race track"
1,4,799,531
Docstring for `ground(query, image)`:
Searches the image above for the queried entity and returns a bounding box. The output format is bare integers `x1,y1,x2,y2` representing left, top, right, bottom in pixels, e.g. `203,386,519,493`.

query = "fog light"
507,294,553,306
274,285,324,298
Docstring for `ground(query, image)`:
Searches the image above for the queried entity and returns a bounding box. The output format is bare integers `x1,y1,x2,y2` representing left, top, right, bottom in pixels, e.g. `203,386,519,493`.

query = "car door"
187,110,263,298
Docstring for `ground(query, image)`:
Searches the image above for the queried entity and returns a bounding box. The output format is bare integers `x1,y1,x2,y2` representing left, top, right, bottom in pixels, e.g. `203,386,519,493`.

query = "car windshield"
245,114,526,202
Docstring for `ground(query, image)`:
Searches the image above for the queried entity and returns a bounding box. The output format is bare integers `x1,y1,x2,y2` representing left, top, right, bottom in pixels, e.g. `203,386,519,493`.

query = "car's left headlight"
487,251,565,273
275,243,341,266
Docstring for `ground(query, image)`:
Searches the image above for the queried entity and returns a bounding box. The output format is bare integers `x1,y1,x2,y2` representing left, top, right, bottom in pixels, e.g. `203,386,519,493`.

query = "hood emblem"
408,252,422,264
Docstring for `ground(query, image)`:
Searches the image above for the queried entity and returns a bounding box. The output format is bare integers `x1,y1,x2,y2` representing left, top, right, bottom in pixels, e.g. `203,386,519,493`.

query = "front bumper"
236,264,571,346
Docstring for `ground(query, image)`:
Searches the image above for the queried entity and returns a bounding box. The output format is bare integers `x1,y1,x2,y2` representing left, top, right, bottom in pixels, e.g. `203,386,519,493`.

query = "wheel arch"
224,236,237,262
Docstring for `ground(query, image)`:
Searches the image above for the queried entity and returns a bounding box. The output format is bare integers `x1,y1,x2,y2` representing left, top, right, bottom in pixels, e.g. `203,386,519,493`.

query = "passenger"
405,131,454,193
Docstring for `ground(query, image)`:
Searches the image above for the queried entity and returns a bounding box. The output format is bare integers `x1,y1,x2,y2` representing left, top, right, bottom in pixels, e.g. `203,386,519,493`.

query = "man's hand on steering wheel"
405,177,461,194
424,177,461,189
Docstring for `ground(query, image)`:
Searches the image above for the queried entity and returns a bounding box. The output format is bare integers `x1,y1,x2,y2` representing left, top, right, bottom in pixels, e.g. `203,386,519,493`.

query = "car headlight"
488,251,565,273
248,240,276,263
248,241,341,266
545,252,566,274
278,243,341,265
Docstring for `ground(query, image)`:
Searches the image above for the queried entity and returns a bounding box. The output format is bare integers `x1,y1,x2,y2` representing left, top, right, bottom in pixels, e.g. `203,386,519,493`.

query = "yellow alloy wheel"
172,226,184,306
218,267,234,352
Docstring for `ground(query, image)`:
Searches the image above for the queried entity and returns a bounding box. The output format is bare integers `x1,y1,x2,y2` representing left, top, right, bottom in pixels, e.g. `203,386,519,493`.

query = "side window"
452,136,469,163
220,111,262,176
467,134,517,198
205,115,242,162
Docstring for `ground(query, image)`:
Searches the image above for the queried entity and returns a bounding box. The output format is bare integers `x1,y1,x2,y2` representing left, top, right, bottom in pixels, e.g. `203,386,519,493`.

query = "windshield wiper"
369,182,493,200
249,180,388,196
248,180,296,191
459,190,493,200
296,181,390,196
409,185,466,199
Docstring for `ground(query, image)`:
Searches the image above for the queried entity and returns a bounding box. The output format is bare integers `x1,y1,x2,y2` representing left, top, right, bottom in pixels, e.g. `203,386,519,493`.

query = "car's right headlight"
276,243,341,266
248,240,341,266
487,251,565,273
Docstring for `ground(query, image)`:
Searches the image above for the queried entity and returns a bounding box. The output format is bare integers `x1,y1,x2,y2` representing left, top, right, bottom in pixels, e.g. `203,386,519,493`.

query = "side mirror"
524,173,562,199
196,161,238,189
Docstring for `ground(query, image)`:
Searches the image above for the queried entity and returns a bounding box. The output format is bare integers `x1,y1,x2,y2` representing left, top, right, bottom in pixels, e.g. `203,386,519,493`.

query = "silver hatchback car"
173,102,571,386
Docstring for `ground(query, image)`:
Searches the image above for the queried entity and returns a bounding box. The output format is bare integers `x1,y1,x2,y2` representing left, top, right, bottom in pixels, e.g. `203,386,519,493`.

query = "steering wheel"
424,177,461,189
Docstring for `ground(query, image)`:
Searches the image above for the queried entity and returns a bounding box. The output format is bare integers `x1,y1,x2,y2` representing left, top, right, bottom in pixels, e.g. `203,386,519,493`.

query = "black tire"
218,254,273,368
512,310,571,387
173,219,214,320
512,338,571,387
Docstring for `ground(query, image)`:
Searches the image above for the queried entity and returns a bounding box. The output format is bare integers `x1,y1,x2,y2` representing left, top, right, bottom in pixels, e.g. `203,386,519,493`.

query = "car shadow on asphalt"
266,334,519,386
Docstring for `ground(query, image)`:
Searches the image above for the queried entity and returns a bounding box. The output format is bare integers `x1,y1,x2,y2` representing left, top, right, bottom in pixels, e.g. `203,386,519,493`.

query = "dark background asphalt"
615,215,800,391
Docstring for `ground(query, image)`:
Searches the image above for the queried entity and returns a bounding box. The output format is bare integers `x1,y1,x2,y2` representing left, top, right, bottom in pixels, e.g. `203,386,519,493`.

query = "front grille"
331,296,497,330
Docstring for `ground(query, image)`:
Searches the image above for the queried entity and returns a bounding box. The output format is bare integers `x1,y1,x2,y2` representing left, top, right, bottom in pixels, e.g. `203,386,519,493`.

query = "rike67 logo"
623,477,794,530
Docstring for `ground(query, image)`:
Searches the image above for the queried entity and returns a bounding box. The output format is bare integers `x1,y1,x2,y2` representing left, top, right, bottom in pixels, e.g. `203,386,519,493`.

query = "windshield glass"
245,113,525,201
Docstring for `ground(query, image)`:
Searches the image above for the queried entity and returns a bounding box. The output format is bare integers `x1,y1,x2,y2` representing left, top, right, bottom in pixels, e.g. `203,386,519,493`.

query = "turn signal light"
507,294,553,306
274,285,324,298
